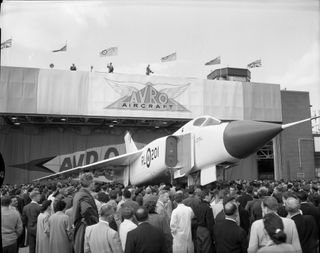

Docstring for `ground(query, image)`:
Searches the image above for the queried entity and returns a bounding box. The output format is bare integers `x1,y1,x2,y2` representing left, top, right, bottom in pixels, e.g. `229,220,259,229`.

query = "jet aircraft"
34,115,318,186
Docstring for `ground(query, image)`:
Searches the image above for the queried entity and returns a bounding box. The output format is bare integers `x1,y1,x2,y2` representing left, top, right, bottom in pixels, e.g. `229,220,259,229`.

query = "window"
203,117,221,126
193,117,206,126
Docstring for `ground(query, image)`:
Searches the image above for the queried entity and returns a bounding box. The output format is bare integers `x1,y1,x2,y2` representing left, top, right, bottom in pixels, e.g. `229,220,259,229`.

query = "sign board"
0,66,282,122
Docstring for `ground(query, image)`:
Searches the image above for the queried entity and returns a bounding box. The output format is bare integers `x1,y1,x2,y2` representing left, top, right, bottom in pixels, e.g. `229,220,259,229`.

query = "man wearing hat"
248,196,301,253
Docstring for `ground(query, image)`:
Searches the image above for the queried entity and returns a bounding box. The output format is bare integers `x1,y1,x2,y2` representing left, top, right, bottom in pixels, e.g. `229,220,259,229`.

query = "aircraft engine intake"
165,136,178,167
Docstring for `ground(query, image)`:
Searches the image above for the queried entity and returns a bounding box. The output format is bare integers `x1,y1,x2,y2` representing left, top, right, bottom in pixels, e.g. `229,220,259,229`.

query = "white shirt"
95,199,102,215
47,194,55,214
119,219,137,251
210,199,223,218
225,217,237,223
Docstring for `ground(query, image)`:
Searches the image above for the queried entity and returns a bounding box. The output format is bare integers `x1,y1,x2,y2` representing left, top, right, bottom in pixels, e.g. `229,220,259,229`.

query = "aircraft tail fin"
282,116,320,130
124,131,138,153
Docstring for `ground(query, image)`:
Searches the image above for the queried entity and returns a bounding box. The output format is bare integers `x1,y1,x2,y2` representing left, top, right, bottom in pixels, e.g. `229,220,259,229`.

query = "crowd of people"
2,174,320,253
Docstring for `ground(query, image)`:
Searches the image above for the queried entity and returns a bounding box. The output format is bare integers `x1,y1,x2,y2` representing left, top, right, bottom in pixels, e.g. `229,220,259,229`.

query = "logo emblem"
105,79,190,112
146,148,151,168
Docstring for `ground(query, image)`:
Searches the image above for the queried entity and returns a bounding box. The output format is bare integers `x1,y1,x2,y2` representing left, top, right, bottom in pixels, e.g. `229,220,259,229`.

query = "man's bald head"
224,201,238,216
135,207,148,222
285,197,300,213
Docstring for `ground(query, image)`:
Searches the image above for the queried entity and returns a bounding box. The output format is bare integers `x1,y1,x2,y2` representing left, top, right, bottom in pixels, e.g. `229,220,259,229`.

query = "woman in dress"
36,200,52,253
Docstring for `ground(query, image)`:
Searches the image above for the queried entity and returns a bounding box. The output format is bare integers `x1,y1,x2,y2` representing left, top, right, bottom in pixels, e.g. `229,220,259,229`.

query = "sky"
1,0,319,112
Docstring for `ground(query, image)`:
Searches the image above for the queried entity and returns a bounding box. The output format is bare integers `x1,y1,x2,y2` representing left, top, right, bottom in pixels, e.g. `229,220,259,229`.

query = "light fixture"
14,122,21,126
155,125,160,129
11,116,17,120
109,124,114,128
112,120,118,124
61,118,66,121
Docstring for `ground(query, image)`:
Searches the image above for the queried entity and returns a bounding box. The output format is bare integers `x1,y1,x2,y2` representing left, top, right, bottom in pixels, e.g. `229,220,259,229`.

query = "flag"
247,59,262,68
205,56,221,65
100,47,118,57
161,52,177,62
1,38,12,49
52,44,67,53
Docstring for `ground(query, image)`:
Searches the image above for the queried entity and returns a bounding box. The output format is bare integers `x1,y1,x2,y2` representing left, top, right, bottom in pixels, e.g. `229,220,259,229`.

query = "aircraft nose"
223,120,282,159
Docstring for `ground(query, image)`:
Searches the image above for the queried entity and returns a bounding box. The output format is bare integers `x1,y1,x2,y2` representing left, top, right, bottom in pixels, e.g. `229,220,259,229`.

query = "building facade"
0,66,316,184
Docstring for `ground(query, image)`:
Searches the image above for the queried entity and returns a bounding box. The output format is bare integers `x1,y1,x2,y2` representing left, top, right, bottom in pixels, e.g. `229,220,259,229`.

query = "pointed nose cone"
223,120,282,159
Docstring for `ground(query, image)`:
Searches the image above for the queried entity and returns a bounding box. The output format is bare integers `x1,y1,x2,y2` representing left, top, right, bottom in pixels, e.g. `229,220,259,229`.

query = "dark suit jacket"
300,202,320,241
300,202,320,227
246,199,263,223
22,202,41,236
291,213,318,253
237,193,253,209
148,214,172,253
215,207,250,235
125,222,167,253
301,202,320,218
214,218,248,253
193,200,214,239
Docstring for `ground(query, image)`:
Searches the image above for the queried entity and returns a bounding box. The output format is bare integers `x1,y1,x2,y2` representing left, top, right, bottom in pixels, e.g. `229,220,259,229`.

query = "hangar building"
0,66,315,184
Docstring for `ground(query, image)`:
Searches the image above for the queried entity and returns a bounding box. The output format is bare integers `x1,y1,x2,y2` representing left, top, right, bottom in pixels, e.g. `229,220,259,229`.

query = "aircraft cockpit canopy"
193,116,221,127
174,116,221,135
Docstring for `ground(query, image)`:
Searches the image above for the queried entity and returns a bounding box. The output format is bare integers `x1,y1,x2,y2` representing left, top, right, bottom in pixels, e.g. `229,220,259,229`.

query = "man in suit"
215,196,250,235
286,196,318,253
193,189,215,253
107,62,114,73
125,206,167,253
297,190,320,224
84,204,123,253
22,190,41,253
72,172,99,253
245,186,268,223
296,190,320,253
214,197,248,253
248,196,301,253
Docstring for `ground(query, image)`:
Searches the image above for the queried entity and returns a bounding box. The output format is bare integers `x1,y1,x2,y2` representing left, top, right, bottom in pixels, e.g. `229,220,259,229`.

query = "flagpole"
66,40,68,70
9,36,12,67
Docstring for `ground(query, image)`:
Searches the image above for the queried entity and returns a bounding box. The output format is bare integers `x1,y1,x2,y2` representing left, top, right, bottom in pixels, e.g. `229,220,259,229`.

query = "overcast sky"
1,0,319,111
